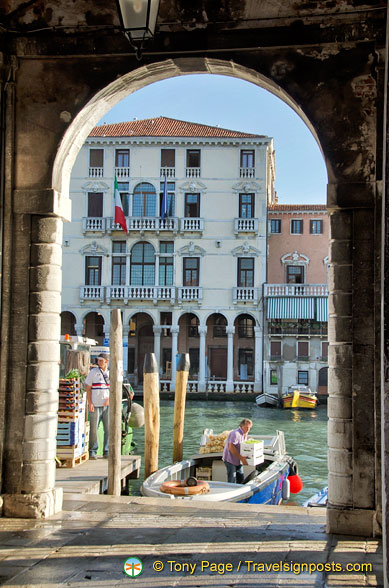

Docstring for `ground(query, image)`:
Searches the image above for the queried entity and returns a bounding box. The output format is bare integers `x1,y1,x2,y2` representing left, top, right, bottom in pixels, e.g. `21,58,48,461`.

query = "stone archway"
1,37,383,542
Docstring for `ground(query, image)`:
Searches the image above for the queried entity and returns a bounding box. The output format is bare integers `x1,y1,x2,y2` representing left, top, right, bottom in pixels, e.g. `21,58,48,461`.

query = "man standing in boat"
222,418,253,483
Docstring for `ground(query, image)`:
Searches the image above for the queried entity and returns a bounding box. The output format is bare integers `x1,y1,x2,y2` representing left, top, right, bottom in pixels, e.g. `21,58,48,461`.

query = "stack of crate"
56,377,89,467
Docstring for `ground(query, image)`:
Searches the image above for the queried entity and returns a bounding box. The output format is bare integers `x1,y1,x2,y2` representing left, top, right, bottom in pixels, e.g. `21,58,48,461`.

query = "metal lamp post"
116,0,161,59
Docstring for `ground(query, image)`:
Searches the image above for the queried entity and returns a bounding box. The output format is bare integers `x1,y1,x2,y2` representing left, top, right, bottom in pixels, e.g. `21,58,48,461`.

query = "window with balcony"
159,241,174,286
238,315,255,337
185,193,200,217
240,149,255,168
237,258,254,287
161,149,175,177
85,256,102,285
270,219,281,233
112,241,126,285
239,193,254,218
159,181,175,216
291,219,303,234
270,369,278,385
183,257,199,286
298,370,309,385
310,219,323,234
286,265,304,284
297,341,309,360
89,149,103,177
270,340,281,360
133,182,156,217
130,242,155,285
117,182,129,216
115,149,129,168
87,192,103,217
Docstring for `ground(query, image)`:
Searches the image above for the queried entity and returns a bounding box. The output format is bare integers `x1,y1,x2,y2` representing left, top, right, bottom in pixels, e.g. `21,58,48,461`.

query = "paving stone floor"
0,494,383,587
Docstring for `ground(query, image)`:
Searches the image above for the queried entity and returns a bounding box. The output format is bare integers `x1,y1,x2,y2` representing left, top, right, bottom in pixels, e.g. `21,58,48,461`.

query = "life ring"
160,480,210,496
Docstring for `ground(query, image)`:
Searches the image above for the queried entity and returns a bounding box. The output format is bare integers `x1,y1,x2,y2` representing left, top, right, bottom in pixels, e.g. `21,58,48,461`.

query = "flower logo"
123,556,143,577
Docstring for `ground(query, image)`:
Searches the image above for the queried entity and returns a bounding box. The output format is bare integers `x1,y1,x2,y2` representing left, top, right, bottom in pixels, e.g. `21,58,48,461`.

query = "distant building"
61,117,276,392
263,204,329,396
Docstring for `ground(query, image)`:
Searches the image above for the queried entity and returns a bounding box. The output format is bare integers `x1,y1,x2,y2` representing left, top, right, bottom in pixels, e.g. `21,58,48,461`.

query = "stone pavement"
0,494,383,587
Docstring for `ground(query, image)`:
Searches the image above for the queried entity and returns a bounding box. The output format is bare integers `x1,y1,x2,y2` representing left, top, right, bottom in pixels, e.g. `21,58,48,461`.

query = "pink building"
263,204,329,397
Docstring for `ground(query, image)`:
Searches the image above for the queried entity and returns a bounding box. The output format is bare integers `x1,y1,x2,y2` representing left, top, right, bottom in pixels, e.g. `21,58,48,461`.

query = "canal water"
129,399,328,505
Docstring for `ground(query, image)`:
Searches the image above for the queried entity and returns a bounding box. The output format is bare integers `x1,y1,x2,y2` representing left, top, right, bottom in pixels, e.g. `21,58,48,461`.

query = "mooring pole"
143,353,160,478
107,309,123,495
173,353,190,463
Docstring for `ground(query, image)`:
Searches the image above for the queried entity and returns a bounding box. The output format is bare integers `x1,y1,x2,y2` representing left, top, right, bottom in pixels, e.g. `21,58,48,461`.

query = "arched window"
238,315,255,338
130,242,155,285
133,182,156,217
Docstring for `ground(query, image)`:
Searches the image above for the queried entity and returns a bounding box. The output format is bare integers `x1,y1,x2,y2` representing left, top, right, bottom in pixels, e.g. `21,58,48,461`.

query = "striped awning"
316,297,328,322
266,297,315,319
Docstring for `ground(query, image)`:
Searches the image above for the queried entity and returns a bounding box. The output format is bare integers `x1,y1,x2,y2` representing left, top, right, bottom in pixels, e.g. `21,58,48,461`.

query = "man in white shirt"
85,353,110,459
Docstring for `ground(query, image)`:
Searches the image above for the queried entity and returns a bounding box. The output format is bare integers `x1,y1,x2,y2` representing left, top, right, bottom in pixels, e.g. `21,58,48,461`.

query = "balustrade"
234,218,259,233
185,167,201,178
88,167,104,178
178,287,202,303
114,166,130,178
233,287,258,304
240,167,255,178
180,217,204,232
264,283,328,296
80,285,104,302
82,217,105,232
160,167,175,178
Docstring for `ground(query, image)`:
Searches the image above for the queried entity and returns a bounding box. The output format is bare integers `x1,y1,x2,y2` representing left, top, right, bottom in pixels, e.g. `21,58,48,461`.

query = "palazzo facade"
61,116,276,393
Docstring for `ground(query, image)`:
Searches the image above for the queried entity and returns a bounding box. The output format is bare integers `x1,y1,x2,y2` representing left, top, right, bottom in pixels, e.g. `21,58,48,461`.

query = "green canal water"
128,399,328,505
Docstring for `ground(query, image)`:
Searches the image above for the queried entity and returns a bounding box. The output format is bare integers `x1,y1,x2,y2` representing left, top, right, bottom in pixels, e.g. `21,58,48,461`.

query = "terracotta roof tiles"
89,116,266,139
268,204,327,211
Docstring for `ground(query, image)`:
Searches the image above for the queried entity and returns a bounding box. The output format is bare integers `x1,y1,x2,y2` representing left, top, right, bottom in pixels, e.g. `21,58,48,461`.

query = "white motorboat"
255,393,279,408
141,430,299,504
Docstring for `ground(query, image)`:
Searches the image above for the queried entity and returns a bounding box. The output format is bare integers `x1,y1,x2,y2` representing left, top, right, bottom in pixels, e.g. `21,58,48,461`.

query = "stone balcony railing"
240,167,255,178
88,167,104,178
185,167,201,178
264,283,329,296
233,287,259,304
178,286,203,303
80,285,105,302
106,285,175,305
180,217,204,233
108,216,178,233
114,166,130,179
82,217,106,233
234,218,259,234
160,167,176,178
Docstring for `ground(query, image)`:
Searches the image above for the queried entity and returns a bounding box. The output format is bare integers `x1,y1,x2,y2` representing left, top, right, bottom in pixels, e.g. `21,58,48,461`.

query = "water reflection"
130,399,328,505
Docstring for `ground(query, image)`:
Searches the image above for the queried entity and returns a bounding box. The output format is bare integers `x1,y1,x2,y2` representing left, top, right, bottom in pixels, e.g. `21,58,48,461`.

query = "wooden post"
107,309,123,495
143,353,160,478
173,353,190,463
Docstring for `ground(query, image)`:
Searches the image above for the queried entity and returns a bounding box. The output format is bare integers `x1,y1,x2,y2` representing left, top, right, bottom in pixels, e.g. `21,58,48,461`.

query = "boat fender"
288,474,303,494
281,478,290,501
185,476,198,487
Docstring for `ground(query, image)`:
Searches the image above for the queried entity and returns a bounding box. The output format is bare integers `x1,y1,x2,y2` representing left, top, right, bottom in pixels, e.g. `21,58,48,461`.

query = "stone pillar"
170,327,179,391
75,324,83,336
198,326,207,392
226,327,235,392
254,326,263,393
3,217,64,518
153,326,162,375
327,207,376,536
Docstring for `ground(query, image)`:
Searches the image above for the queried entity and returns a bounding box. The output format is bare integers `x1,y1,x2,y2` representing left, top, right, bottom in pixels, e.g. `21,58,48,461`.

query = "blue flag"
161,176,168,219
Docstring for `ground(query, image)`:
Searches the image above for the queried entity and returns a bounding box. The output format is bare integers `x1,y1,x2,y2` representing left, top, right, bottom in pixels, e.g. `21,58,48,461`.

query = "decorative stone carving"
178,180,207,192
281,250,310,265
81,181,110,192
231,240,261,257
79,241,109,255
177,241,206,257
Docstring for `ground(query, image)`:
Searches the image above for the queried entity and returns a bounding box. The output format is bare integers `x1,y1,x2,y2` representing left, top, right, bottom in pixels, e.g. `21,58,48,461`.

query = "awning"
316,297,328,322
266,297,315,319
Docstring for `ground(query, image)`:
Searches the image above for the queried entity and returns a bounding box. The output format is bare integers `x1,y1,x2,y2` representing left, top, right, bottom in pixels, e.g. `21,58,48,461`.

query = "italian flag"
114,175,128,234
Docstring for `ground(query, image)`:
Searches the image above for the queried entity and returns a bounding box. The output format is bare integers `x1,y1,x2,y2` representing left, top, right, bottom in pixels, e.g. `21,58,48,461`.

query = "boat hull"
255,393,279,408
282,387,318,409
141,432,293,505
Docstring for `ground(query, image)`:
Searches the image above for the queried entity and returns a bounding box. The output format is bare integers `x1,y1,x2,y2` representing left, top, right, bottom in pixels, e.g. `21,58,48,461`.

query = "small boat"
141,430,299,504
303,486,328,507
255,393,279,408
282,385,318,409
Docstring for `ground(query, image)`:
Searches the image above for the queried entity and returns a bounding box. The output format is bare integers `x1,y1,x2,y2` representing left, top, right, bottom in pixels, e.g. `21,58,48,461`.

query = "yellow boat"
282,385,318,409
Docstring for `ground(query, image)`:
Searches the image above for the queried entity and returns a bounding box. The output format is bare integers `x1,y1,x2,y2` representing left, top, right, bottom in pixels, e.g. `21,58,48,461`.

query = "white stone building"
61,116,276,392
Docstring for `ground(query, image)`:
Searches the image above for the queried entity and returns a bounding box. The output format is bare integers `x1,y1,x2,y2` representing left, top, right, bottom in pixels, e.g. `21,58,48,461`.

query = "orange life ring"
160,480,210,496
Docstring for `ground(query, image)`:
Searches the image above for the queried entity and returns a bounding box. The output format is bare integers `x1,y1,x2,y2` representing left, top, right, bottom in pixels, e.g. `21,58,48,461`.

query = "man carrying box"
222,418,253,483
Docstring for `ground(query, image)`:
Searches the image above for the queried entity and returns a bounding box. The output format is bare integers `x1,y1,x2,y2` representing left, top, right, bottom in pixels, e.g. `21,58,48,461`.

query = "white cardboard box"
241,440,264,466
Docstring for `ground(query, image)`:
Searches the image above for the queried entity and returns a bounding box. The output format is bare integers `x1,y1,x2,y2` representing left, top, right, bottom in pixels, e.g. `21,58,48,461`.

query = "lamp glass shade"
117,0,160,40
